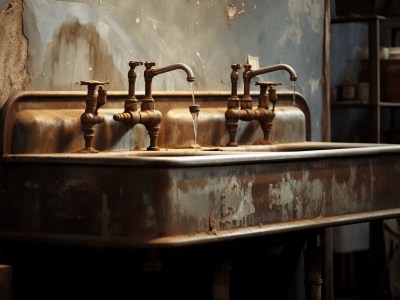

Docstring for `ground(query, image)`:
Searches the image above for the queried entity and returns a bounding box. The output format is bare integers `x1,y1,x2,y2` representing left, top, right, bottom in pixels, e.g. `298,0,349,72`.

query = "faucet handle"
255,81,282,90
231,64,241,71
129,61,143,68
80,80,109,103
144,61,156,70
256,81,282,111
80,80,109,87
96,86,107,109
230,64,241,99
243,64,252,72
128,61,143,104
80,80,109,95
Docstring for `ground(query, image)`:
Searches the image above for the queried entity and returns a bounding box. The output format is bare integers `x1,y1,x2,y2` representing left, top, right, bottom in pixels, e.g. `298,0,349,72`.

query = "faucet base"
147,146,160,151
226,142,239,147
77,147,99,154
253,138,273,145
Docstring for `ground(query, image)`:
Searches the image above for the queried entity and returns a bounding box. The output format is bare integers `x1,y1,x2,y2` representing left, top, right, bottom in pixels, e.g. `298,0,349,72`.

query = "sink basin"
1,141,400,247
1,91,400,248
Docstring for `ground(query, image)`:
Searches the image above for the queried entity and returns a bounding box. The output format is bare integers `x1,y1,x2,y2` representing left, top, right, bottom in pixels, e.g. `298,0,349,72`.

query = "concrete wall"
0,0,325,140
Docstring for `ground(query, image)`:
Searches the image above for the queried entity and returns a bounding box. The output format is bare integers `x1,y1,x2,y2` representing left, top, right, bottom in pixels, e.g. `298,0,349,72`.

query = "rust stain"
45,18,124,90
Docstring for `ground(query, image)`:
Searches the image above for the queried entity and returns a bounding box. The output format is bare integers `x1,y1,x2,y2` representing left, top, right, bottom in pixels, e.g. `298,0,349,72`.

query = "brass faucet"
78,80,108,153
225,63,297,146
113,61,195,151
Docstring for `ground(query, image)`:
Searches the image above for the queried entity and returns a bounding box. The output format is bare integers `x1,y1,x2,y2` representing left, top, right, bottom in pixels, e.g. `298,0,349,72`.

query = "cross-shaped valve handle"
256,81,282,111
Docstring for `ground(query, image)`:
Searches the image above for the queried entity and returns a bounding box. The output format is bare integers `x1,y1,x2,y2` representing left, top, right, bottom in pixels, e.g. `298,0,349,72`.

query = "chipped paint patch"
268,177,294,221
279,0,323,46
269,178,294,209
332,167,367,213
170,173,256,231
268,171,325,220
142,193,156,229
310,78,320,94
225,4,237,19
220,177,255,226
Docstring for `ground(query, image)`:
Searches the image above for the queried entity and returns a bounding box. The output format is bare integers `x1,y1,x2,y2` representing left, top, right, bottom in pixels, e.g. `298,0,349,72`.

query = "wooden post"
0,265,12,300
304,234,322,300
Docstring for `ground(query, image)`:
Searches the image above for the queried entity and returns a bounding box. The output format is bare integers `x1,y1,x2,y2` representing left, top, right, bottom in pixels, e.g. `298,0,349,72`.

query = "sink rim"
2,142,400,167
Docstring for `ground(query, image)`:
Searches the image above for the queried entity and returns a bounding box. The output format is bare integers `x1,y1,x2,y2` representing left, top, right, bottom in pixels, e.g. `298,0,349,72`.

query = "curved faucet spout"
248,64,298,81
148,63,195,82
243,63,297,101
143,62,195,101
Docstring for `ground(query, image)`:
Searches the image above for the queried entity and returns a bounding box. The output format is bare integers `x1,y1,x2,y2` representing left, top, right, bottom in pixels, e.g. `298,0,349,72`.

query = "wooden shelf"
332,15,400,27
379,101,400,107
331,100,400,107
331,100,370,106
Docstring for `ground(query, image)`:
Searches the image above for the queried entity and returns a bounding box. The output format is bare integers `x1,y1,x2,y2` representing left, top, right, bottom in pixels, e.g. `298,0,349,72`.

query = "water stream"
191,110,199,154
190,81,196,105
189,82,199,154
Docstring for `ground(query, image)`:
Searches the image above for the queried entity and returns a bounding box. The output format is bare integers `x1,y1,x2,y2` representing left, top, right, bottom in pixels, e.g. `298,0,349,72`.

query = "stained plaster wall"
0,0,325,141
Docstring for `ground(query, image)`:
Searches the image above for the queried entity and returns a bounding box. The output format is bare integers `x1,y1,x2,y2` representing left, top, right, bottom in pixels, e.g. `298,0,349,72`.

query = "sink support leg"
139,250,162,298
0,265,12,300
212,258,231,300
304,233,323,300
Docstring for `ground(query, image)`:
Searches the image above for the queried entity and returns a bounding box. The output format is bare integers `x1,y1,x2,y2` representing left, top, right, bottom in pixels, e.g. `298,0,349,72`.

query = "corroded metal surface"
0,144,399,247
1,91,399,249
0,91,310,155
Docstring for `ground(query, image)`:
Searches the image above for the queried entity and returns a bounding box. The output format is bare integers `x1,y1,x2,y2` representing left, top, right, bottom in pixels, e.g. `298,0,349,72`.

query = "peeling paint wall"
0,0,30,108
1,0,325,140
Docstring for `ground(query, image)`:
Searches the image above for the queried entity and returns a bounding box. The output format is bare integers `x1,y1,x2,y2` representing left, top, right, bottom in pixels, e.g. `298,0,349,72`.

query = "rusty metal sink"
1,91,400,248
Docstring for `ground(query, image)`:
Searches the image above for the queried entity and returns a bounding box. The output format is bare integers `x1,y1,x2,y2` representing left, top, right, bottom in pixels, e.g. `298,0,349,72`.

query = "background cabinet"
331,16,400,143
330,14,400,300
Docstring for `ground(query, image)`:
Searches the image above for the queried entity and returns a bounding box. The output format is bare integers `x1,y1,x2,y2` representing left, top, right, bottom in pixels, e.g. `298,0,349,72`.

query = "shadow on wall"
43,18,124,91
0,0,30,109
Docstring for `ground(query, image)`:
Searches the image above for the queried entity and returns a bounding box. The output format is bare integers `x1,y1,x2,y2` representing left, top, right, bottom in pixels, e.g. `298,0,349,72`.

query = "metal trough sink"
1,91,400,248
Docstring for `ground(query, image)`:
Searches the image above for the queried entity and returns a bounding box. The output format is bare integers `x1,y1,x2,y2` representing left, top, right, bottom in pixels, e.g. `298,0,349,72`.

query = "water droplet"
136,17,140,23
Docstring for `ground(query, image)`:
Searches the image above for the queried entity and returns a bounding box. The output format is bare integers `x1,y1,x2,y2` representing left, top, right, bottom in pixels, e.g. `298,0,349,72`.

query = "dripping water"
189,82,200,154
190,81,196,105
292,81,296,107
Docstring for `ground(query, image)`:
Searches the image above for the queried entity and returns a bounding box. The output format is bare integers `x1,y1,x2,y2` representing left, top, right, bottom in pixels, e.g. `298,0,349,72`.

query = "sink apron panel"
0,151,399,247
